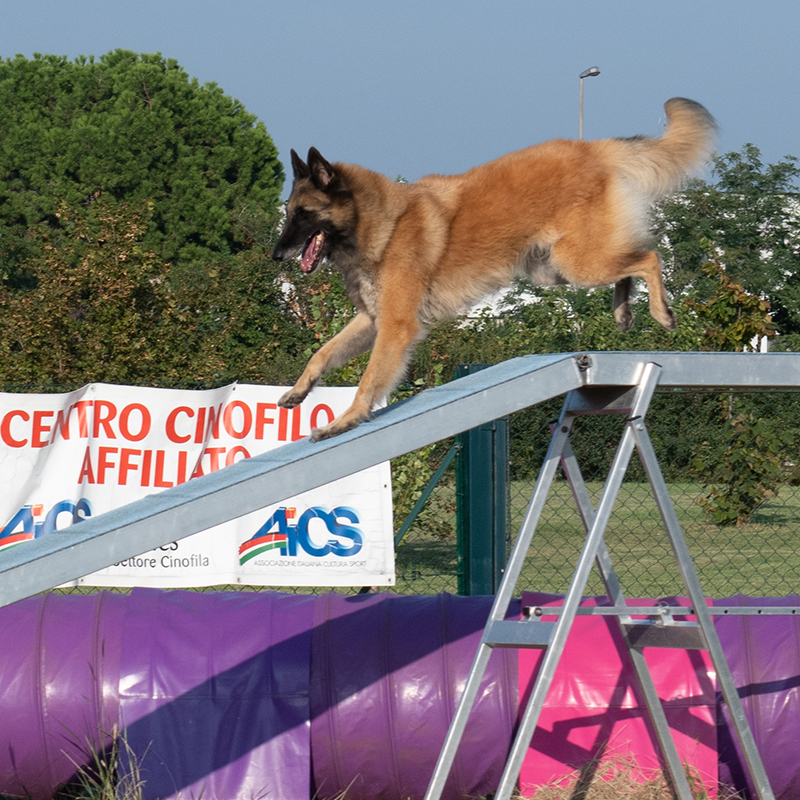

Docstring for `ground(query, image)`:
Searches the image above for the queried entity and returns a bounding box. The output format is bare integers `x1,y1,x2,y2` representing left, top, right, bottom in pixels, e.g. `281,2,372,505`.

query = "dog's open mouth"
301,231,325,273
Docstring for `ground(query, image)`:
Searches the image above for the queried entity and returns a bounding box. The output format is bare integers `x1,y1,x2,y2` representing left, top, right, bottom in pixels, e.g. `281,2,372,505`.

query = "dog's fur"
273,98,716,440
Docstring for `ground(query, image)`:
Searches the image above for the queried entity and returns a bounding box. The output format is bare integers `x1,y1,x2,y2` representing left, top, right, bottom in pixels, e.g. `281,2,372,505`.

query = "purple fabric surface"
0,592,126,800
310,592,519,800
714,594,800,800
1,590,517,800
118,588,316,800
8,590,799,800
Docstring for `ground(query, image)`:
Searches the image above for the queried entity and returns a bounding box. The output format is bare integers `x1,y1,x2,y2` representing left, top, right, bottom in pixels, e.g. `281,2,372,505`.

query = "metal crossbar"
423,362,776,800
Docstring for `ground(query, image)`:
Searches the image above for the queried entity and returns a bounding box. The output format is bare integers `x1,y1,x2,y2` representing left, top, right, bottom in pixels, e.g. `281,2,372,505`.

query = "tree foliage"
0,196,310,387
0,51,315,388
1,199,170,384
680,253,793,525
0,50,284,279
692,403,797,526
656,144,800,334
2,60,800,525
685,247,775,351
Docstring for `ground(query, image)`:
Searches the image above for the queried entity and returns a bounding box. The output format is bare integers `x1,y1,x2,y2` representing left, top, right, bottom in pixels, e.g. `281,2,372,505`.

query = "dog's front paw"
278,386,309,409
310,413,365,442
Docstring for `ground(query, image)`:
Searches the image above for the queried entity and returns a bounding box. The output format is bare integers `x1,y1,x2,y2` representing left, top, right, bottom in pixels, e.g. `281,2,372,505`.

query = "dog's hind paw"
615,309,635,333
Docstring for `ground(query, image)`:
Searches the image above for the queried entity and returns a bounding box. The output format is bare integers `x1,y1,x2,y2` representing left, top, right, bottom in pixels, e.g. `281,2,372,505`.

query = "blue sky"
2,1,798,195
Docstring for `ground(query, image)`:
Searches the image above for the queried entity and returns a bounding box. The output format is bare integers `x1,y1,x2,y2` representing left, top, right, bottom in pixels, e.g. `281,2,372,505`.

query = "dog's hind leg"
620,250,676,331
278,312,377,409
613,277,635,332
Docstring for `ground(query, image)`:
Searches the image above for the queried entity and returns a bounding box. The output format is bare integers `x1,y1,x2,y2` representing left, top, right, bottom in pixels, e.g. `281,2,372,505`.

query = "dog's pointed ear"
307,147,337,190
291,149,310,180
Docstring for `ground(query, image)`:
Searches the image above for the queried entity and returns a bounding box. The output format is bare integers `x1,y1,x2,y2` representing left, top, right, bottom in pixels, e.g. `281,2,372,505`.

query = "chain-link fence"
393,439,459,594
389,388,800,600
510,389,800,599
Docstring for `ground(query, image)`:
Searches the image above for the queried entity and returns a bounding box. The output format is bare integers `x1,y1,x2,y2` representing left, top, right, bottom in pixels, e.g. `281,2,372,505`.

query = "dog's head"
272,148,352,274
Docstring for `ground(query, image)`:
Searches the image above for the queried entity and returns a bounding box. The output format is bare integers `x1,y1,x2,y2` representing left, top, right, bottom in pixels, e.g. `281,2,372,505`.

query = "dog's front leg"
310,315,422,442
278,312,377,409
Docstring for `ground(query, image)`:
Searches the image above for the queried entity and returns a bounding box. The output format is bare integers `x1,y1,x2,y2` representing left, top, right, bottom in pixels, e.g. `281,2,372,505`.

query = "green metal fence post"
455,364,509,595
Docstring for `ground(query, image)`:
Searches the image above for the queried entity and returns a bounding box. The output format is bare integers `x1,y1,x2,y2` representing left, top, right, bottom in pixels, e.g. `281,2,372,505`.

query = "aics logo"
239,506,363,564
0,499,93,552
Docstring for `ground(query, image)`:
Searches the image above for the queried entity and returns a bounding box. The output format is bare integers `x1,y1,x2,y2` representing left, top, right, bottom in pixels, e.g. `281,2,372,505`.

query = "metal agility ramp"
3,351,800,800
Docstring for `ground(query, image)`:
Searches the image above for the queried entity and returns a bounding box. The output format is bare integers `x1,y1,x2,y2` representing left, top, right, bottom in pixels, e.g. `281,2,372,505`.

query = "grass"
40,744,742,800
55,475,800,600
515,753,744,799
517,479,800,599
50,470,800,600
0,727,148,800
394,478,800,599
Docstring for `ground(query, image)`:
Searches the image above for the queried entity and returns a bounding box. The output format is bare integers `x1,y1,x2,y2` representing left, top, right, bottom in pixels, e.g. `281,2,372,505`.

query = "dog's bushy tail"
618,98,717,198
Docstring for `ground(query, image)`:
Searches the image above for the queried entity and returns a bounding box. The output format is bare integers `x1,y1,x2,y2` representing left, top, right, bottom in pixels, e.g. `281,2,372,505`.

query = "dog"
272,98,716,441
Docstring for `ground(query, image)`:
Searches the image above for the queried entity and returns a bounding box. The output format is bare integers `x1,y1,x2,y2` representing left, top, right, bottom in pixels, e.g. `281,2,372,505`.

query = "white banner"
0,384,394,587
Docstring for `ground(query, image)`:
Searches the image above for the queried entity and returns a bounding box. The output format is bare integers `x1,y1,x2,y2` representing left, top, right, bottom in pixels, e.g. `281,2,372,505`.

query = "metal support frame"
423,362,776,800
455,415,507,594
394,443,458,547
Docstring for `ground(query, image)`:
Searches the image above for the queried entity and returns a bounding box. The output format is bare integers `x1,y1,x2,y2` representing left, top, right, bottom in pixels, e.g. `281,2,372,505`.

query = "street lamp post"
579,66,600,140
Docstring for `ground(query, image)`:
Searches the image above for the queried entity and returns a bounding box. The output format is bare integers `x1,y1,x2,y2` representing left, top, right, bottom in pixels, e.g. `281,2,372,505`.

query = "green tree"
692,405,796,526
0,50,284,280
0,198,178,385
656,144,800,335
684,248,795,525
685,248,775,351
0,51,314,388
0,196,310,387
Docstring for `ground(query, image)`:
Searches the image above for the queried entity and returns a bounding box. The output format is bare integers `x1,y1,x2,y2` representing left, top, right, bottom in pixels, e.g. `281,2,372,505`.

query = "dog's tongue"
301,231,324,272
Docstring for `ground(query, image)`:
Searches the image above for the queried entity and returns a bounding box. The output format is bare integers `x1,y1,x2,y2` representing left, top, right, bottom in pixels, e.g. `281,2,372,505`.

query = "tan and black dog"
273,98,716,440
